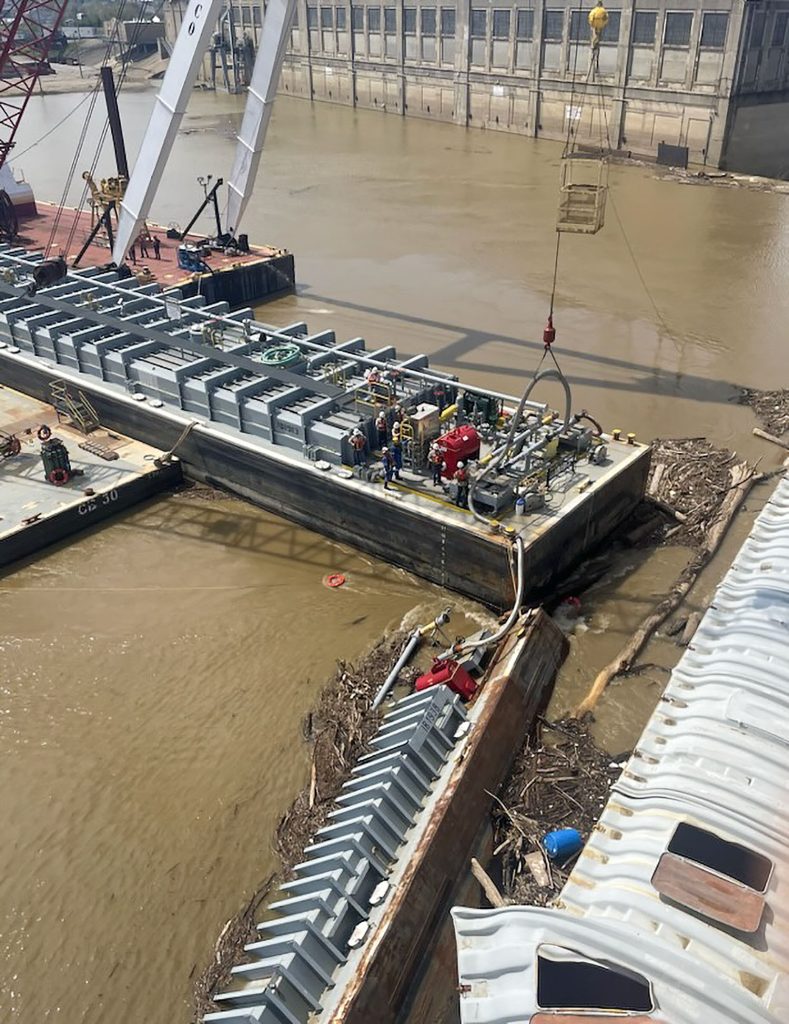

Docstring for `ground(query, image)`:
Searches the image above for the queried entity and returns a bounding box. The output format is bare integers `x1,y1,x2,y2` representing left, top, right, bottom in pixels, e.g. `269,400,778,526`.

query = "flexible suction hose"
468,367,573,525
453,535,526,656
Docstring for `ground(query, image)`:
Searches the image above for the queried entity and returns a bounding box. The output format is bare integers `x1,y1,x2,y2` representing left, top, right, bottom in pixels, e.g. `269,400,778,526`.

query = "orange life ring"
324,573,347,589
48,467,69,486
37,424,52,441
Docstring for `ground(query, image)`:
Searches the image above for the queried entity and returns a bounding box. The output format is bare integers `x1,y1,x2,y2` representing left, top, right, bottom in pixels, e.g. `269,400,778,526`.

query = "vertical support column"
529,0,546,136
347,0,357,106
398,0,406,114
711,0,748,167
610,3,634,150
297,0,313,98
454,0,470,124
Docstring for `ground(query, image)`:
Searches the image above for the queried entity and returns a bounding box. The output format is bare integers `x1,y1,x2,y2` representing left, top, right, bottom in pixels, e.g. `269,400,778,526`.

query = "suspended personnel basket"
556,152,609,235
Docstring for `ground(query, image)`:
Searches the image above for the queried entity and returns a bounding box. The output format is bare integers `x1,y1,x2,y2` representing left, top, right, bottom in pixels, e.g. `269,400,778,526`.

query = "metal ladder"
50,380,100,434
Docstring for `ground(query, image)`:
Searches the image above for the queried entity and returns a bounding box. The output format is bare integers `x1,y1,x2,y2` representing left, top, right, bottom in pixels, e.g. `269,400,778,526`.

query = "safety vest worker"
350,429,367,467
588,2,608,47
375,412,388,449
428,444,444,486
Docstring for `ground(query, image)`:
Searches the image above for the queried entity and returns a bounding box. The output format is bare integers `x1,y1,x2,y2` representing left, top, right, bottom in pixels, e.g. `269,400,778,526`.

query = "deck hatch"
536,948,653,1013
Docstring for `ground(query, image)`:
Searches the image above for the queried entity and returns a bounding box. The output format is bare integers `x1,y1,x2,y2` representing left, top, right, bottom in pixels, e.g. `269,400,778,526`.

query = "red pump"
415,657,478,701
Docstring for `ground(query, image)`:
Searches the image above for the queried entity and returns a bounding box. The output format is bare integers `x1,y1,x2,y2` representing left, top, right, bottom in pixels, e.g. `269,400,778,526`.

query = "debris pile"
740,387,789,439
493,718,621,906
192,630,410,1021
646,437,743,546
275,630,410,867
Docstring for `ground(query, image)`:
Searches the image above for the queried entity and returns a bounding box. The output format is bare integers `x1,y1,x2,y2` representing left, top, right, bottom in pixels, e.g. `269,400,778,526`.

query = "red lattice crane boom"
0,0,71,170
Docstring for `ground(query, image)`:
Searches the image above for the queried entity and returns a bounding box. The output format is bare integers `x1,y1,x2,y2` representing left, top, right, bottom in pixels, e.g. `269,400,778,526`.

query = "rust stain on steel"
651,852,766,933
328,611,569,1023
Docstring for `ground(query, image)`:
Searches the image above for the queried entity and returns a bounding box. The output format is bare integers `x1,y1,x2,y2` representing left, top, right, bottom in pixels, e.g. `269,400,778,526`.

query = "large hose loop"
469,367,572,526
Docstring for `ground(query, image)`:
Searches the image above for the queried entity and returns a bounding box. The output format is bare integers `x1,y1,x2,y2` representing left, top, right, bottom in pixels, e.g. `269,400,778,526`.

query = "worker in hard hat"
375,410,388,450
350,427,367,467
381,447,395,490
588,1,608,49
391,430,403,480
428,442,444,487
454,461,469,508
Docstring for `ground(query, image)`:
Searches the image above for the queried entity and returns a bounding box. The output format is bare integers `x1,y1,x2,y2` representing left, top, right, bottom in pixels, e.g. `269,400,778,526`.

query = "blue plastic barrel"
542,827,583,861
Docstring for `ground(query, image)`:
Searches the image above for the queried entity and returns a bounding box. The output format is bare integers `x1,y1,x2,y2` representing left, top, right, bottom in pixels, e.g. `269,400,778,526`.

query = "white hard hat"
353,427,361,435
458,461,465,468
382,446,389,453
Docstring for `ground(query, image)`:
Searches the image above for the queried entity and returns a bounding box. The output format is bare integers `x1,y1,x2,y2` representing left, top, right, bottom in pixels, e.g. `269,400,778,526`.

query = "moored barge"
0,244,649,607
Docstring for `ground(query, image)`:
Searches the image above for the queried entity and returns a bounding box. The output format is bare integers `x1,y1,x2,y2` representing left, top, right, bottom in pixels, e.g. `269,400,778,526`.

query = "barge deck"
0,385,182,567
0,244,650,608
16,203,295,307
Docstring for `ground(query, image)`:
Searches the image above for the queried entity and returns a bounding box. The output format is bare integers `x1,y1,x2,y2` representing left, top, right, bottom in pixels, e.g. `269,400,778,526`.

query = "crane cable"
589,33,674,336
547,3,586,323
61,1,167,259
44,2,132,257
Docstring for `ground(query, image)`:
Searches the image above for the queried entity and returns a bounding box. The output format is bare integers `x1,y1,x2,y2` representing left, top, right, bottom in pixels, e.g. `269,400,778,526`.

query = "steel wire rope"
548,3,587,317
590,42,674,336
61,1,167,259
44,2,133,257
13,91,95,162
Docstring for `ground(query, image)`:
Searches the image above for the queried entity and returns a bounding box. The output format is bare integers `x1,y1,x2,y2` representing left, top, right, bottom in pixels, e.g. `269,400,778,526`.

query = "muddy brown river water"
2,89,788,1022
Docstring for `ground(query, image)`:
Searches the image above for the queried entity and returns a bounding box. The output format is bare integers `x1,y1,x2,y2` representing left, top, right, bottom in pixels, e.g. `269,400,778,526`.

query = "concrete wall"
163,0,789,174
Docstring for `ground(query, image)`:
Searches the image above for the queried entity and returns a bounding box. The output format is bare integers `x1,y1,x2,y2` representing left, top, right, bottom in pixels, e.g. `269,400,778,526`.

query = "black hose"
469,367,573,525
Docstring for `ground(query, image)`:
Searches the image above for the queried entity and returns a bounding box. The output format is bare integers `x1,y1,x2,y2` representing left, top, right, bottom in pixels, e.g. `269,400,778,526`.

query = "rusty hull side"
327,610,569,1024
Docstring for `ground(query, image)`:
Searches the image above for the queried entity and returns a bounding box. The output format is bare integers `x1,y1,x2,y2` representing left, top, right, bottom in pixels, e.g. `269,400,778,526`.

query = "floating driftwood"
753,426,789,451
492,718,621,905
576,459,759,716
740,387,789,438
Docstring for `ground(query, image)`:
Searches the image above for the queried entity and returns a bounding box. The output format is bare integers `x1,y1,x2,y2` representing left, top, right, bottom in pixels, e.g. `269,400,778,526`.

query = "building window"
320,6,333,28
471,8,487,38
773,11,789,46
492,9,510,39
351,5,363,30
368,6,380,31
422,7,436,34
384,6,396,32
604,10,620,41
632,10,656,45
441,6,455,36
307,5,318,28
569,9,586,41
404,6,416,33
750,12,766,48
336,6,346,29
543,9,564,42
516,8,533,40
253,5,261,26
700,12,727,49
664,11,692,46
